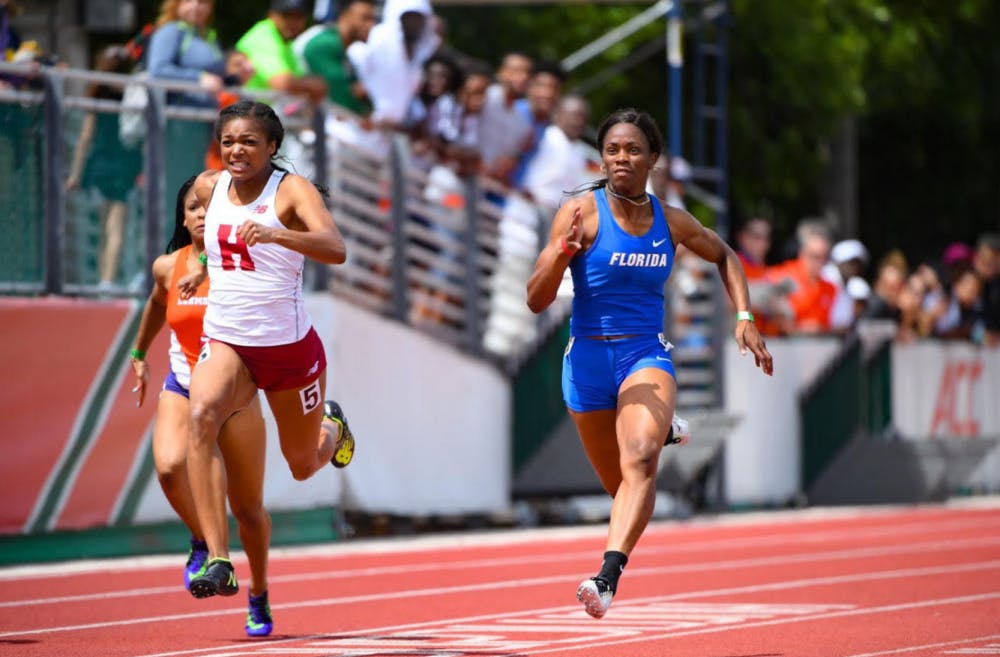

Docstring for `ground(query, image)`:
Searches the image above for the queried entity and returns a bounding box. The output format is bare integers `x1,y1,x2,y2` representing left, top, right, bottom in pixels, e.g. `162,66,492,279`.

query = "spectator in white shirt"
822,238,870,331
345,0,439,154
478,51,533,186
522,95,593,213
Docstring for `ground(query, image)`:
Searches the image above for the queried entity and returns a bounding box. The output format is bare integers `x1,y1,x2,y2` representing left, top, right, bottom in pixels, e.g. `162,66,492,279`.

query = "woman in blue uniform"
527,108,773,619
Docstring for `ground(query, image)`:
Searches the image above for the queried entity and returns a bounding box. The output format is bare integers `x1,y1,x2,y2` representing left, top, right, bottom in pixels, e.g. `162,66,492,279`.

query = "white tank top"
202,169,312,346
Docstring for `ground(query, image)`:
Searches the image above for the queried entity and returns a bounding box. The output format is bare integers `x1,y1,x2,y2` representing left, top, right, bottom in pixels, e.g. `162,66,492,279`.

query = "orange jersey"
738,252,769,282
165,245,210,386
767,259,837,332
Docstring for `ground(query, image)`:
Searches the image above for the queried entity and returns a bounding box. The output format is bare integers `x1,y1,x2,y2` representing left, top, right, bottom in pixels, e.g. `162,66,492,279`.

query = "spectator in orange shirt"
732,216,790,336
735,217,772,281
767,220,837,334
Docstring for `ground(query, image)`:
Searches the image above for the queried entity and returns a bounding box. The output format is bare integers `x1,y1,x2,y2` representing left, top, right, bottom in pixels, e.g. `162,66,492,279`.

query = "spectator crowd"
731,216,1000,347
4,0,999,351
118,0,599,209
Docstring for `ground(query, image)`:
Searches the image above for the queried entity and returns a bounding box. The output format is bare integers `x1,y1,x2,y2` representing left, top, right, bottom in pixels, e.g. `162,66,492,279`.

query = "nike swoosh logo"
653,238,667,247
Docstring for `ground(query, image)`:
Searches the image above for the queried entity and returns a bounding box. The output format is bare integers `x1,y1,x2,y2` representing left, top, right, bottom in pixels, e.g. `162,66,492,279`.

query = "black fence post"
41,73,64,295
387,135,409,321
309,105,330,292
143,85,166,294
462,176,482,355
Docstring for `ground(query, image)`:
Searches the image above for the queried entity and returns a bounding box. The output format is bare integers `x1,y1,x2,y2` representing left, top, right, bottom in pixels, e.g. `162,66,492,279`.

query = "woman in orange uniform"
129,176,274,636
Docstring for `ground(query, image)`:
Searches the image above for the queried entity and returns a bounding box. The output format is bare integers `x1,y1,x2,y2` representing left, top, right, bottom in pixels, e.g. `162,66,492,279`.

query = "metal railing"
0,62,568,370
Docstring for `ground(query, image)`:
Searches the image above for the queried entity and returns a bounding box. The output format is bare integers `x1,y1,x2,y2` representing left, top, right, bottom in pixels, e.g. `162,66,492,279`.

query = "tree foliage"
728,0,871,233
855,0,1000,262
730,0,999,261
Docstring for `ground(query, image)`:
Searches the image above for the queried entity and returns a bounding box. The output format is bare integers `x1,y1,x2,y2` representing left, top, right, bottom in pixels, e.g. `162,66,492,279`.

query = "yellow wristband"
736,311,754,322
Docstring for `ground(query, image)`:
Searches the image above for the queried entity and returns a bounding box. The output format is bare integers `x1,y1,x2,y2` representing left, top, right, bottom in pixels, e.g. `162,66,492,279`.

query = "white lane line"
5,520,1000,608
3,555,996,648
944,644,1000,655
3,503,998,582
514,592,1000,657
131,581,1000,657
841,634,1000,657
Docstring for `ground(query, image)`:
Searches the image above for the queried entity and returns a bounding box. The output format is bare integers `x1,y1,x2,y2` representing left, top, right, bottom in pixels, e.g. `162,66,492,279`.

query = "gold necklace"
605,183,650,207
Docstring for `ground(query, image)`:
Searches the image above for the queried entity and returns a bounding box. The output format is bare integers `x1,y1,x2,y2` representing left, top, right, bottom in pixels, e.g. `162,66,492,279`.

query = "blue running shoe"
324,400,355,468
189,557,239,598
184,538,209,591
245,591,274,637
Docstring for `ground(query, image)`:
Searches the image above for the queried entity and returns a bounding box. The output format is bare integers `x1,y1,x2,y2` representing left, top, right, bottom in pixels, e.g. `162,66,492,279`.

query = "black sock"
597,550,628,593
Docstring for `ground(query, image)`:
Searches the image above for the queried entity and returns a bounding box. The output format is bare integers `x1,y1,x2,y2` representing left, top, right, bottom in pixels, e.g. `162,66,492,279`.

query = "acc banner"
893,342,1000,439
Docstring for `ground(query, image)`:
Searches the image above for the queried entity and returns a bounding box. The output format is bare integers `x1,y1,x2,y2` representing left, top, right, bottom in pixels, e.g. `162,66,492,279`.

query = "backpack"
119,75,148,148
117,22,210,147
124,23,155,64
119,23,154,147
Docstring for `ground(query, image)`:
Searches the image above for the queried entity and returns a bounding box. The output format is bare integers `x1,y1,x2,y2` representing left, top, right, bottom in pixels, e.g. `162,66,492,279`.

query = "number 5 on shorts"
299,380,321,415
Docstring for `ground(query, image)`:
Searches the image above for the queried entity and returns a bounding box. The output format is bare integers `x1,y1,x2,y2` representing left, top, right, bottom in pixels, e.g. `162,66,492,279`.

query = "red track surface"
3,500,999,657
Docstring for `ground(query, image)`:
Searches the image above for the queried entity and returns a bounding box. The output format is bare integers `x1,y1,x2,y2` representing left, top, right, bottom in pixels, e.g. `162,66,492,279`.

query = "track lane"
2,503,997,657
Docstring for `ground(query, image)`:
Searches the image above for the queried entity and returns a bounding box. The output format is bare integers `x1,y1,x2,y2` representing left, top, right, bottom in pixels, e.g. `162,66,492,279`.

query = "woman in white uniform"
179,99,355,598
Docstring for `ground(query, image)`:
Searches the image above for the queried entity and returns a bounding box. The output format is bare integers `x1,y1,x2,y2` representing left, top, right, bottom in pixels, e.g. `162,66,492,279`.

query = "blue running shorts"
562,333,676,412
163,370,190,399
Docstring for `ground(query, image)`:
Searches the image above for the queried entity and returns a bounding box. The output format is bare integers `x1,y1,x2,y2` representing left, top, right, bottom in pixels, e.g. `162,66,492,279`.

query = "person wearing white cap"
823,238,870,331
846,275,871,318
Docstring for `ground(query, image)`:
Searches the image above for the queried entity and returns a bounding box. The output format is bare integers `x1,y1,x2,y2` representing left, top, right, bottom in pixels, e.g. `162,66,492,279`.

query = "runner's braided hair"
166,174,198,253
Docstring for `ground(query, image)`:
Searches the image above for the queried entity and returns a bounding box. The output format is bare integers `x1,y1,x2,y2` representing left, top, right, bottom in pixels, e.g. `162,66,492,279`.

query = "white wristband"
736,311,754,322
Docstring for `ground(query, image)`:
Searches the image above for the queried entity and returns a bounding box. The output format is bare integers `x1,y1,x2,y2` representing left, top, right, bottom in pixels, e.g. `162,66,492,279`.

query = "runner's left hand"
735,320,773,376
130,358,149,407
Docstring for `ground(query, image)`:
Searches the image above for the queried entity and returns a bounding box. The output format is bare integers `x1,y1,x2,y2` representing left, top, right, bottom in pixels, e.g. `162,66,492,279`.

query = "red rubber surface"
2,500,998,657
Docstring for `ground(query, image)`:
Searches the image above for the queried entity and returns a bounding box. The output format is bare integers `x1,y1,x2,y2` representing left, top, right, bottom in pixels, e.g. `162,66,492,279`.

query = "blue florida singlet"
568,187,676,336
562,188,677,411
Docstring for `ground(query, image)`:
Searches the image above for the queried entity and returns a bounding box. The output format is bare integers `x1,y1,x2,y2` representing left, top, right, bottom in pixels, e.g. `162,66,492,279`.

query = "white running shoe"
666,413,691,446
576,577,613,619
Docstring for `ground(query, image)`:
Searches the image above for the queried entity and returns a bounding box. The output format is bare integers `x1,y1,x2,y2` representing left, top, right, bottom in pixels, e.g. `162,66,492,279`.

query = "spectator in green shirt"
235,0,327,103
294,0,376,115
